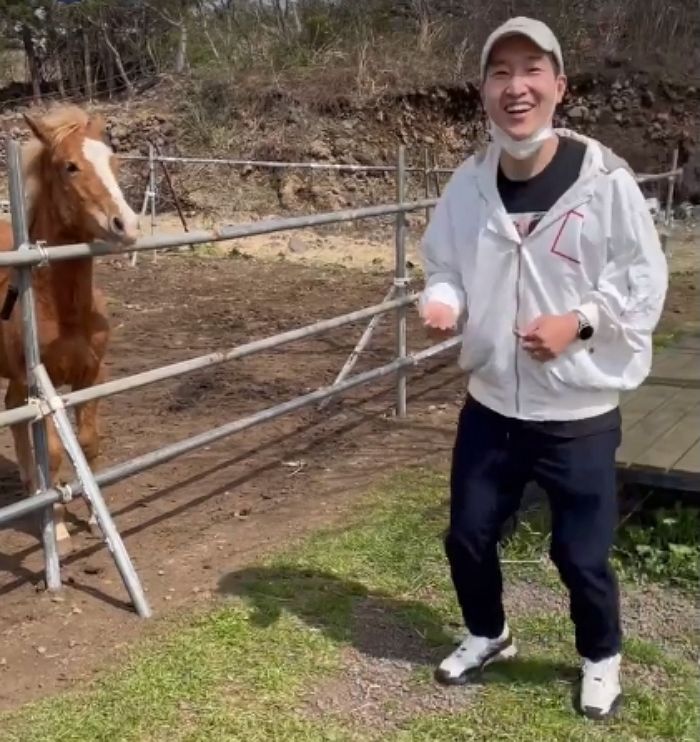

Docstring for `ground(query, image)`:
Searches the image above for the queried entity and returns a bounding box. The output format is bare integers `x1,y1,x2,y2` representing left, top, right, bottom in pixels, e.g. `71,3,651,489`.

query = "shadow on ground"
218,565,577,688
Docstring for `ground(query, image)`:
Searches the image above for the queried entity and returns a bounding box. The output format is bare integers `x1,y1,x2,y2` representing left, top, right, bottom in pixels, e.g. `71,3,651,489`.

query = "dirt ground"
0,216,697,712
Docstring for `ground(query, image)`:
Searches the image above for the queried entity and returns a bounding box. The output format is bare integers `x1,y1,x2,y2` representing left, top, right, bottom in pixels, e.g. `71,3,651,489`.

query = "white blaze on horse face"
82,137,139,243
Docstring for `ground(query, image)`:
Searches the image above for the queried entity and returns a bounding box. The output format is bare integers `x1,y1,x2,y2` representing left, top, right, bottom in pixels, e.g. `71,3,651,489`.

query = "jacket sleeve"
419,180,467,318
574,168,668,382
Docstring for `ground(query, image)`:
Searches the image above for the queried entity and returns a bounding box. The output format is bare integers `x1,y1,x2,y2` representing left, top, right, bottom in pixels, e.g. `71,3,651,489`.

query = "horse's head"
22,105,139,247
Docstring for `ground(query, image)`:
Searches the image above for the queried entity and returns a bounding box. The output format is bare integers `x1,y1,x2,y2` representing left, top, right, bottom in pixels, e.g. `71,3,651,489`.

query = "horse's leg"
45,415,71,553
6,380,36,494
5,380,71,553
73,361,105,535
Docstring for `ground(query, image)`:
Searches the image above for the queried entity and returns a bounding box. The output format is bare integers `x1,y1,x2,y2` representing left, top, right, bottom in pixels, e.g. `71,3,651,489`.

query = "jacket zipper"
514,242,523,416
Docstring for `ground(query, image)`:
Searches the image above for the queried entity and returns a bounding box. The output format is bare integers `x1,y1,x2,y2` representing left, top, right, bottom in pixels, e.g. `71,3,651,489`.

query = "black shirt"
495,135,620,437
497,135,586,238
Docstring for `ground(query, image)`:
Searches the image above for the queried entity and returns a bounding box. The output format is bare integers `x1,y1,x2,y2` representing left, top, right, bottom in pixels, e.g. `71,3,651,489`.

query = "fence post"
664,146,679,227
423,146,432,224
149,142,157,234
147,143,159,264
7,140,62,591
130,143,157,268
431,148,442,200
394,145,408,418
152,141,195,252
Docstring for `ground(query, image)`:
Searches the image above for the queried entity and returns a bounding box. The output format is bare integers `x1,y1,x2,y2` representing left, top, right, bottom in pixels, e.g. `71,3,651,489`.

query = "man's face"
481,35,566,141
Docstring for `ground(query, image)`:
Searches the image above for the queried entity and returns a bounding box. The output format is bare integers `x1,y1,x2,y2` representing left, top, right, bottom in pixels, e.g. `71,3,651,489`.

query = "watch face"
579,324,593,340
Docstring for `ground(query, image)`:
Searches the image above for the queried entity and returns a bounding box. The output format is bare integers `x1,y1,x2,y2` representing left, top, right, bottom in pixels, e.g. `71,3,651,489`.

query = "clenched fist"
518,313,579,362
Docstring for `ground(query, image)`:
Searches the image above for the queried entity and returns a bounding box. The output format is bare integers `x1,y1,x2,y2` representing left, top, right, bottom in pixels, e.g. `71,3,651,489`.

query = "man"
418,17,668,720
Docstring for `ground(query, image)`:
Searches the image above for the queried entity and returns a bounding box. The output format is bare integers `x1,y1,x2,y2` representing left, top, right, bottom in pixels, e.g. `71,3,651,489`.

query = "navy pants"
446,395,622,661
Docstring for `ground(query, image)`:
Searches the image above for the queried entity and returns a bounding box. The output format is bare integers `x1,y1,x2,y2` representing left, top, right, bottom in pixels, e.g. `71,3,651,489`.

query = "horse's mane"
21,105,89,220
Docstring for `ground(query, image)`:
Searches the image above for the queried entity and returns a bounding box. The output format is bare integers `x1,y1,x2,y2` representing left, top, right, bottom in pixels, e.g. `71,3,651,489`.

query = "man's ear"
556,74,568,104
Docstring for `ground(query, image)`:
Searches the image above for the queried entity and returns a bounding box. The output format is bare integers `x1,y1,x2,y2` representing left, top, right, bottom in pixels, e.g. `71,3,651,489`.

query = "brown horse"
0,104,139,554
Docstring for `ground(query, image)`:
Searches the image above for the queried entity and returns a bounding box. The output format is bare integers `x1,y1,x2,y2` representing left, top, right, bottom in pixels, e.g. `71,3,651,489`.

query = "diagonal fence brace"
33,363,152,618
317,284,396,411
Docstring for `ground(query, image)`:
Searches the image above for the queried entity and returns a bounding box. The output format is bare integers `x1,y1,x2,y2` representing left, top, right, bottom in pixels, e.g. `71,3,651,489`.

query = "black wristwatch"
575,310,594,340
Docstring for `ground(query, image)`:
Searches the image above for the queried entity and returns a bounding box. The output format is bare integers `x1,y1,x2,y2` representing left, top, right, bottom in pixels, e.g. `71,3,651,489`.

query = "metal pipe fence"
0,294,418,430
0,335,460,530
118,153,430,174
1,149,684,218
117,152,683,184
0,199,436,268
0,141,458,618
0,137,682,617
26,336,462,518
117,143,681,268
7,142,61,591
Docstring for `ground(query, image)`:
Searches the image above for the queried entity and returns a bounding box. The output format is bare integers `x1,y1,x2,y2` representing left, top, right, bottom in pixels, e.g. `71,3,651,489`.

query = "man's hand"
517,313,579,362
420,300,458,338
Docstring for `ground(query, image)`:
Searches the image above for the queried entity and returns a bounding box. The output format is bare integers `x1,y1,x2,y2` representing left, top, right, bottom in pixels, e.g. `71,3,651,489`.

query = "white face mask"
489,119,555,160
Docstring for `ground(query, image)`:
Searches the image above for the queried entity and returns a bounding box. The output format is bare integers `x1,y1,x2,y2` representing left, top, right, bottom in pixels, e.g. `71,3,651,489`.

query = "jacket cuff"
420,282,464,315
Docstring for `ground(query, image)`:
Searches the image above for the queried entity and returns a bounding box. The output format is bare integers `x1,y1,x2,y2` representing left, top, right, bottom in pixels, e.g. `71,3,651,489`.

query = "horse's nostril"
111,216,125,233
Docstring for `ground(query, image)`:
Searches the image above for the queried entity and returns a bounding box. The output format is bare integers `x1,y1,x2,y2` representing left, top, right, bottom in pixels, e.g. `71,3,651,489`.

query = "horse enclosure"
0,139,459,620
0,134,683,626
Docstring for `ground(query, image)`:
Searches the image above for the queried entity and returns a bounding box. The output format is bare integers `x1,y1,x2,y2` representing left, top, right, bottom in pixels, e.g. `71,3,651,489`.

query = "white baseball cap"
480,17,564,80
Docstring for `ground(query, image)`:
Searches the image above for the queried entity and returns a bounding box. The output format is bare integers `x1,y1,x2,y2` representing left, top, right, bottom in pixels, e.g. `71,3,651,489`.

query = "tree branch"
144,1,183,28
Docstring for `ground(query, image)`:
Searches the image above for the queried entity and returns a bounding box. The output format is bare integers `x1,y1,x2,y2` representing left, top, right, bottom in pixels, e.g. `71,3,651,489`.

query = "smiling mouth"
504,103,535,114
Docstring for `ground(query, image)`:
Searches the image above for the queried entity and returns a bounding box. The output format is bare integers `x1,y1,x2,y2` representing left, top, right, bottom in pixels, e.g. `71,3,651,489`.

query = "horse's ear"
23,112,51,145
86,113,106,140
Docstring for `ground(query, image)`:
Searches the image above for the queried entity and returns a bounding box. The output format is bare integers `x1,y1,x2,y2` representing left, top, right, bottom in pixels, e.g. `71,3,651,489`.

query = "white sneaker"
579,653,622,719
435,623,517,685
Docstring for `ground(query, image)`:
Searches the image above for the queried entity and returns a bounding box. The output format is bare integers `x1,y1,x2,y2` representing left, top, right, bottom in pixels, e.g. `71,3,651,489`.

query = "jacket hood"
471,129,635,245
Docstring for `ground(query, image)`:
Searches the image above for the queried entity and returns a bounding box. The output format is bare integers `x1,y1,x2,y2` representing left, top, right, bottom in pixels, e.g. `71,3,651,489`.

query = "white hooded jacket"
420,130,669,422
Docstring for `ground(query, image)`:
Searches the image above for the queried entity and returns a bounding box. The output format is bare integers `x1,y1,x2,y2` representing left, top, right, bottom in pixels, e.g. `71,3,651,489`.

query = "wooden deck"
617,332,700,491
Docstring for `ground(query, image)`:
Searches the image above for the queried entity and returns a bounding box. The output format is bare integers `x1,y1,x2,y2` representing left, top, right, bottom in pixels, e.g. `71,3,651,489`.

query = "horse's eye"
66,162,80,174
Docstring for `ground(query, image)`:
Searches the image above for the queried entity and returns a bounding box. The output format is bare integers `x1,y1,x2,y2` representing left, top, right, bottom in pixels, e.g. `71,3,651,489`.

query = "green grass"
612,502,700,589
2,468,698,741
498,490,700,593
652,331,680,349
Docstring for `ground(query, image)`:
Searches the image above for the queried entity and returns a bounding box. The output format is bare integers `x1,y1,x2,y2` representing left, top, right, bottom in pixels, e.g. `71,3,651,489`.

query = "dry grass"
171,0,699,152
185,0,700,103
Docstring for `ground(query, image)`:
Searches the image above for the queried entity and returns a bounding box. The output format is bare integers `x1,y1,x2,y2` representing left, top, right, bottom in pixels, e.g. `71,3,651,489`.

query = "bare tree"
145,0,195,74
